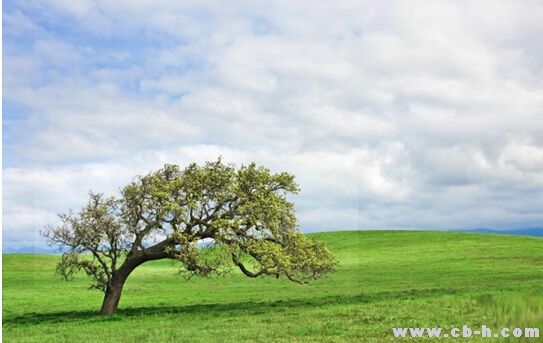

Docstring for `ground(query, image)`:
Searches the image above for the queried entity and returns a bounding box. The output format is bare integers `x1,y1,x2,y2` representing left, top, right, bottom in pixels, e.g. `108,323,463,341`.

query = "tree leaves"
43,159,336,293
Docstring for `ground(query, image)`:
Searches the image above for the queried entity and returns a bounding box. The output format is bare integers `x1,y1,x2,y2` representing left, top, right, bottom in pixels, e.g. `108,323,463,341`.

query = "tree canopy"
43,160,337,315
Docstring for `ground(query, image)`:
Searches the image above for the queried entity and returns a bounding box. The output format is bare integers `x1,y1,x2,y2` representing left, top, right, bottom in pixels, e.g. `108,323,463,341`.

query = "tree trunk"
99,275,127,316
99,259,139,316
99,243,170,316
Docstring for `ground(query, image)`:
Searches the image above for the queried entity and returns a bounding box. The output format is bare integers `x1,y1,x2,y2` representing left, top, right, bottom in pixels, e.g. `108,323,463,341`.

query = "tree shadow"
4,288,458,326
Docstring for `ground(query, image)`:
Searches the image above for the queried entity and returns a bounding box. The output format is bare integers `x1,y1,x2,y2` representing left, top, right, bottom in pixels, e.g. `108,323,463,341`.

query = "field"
3,230,543,342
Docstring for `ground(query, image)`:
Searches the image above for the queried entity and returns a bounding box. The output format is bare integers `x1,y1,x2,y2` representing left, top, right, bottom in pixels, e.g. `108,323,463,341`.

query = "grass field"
3,230,543,342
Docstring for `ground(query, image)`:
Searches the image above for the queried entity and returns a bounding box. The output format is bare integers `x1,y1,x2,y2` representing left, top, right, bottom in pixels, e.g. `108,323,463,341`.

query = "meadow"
3,230,543,342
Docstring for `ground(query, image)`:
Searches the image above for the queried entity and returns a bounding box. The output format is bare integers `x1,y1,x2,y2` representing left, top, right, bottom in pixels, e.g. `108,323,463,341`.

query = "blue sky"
3,0,543,248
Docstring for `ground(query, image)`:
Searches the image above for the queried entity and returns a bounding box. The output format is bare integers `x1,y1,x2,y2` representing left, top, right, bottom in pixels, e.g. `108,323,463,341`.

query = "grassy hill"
3,230,543,342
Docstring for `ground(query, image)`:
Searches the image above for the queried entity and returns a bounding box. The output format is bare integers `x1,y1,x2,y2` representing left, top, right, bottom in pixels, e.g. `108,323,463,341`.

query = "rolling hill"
3,230,543,342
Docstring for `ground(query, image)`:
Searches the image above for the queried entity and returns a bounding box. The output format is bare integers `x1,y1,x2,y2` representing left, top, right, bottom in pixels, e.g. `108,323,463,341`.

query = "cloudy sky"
3,0,543,248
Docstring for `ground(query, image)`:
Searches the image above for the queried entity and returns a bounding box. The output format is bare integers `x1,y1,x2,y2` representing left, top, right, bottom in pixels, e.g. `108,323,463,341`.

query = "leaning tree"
43,160,336,316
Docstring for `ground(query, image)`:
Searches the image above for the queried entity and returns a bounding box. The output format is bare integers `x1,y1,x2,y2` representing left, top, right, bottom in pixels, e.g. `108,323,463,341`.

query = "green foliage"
42,159,336,294
56,253,110,291
43,193,127,291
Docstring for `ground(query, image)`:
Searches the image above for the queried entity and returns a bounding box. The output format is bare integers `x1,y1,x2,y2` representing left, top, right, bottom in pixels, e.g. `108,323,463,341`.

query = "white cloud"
3,0,543,247
500,136,543,173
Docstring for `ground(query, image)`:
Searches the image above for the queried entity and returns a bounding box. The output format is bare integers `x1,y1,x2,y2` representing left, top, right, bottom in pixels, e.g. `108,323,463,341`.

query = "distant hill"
2,246,61,254
3,228,542,254
454,228,543,237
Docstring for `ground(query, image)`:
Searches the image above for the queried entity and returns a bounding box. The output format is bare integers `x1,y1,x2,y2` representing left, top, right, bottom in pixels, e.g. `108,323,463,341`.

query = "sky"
3,0,543,249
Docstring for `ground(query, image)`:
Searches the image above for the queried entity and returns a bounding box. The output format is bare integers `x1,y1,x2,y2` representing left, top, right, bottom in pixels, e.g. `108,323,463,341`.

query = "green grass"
3,230,543,342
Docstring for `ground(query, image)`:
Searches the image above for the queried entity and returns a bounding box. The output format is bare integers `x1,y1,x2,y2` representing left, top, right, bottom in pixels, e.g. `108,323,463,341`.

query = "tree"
43,160,336,316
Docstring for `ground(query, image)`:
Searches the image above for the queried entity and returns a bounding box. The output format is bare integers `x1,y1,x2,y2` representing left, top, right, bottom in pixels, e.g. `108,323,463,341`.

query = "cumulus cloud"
3,0,543,248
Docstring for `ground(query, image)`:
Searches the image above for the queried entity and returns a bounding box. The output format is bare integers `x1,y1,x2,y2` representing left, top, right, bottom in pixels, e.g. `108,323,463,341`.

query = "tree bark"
99,272,130,316
99,283,123,316
99,243,170,316
99,256,142,316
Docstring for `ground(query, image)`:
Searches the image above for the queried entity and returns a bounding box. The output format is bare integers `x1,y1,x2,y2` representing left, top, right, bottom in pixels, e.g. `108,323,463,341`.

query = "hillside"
3,231,543,342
